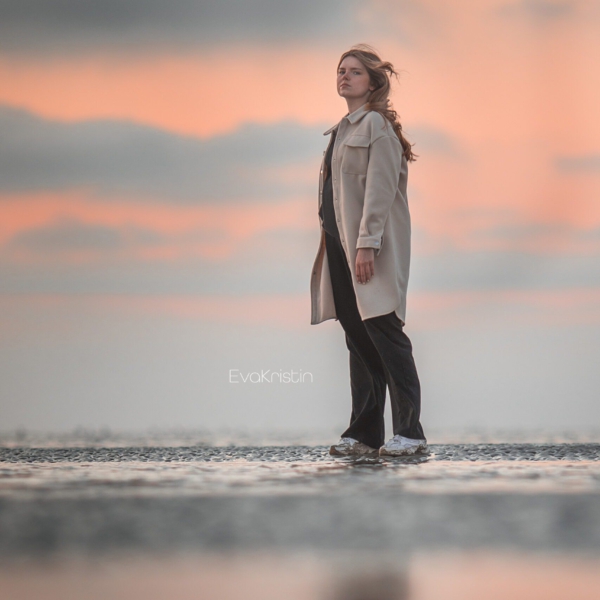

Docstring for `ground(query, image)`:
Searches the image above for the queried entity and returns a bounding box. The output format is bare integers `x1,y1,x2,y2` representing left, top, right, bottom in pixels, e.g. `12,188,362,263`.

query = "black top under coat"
318,130,340,242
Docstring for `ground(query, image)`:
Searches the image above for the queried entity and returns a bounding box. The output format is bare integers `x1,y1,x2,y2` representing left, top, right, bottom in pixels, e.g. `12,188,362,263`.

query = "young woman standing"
310,44,427,457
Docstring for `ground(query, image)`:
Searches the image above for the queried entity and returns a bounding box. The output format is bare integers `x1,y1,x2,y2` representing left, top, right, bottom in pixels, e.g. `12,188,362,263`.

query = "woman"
310,44,427,457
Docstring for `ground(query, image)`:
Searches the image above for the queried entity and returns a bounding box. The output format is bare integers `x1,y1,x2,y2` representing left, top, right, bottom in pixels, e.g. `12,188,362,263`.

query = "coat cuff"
356,234,383,257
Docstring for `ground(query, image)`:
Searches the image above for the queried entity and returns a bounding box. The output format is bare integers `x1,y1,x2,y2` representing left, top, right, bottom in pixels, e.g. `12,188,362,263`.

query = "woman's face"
337,56,373,100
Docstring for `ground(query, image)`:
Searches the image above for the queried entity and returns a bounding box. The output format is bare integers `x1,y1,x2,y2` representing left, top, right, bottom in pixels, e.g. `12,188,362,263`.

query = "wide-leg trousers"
324,229,426,450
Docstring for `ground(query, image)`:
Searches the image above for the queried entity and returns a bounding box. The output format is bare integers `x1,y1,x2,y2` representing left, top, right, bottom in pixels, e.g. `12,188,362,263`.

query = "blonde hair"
338,43,418,162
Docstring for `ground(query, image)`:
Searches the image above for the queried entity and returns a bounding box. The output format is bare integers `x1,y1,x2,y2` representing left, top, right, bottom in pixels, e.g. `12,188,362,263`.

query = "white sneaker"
379,434,428,457
329,437,379,456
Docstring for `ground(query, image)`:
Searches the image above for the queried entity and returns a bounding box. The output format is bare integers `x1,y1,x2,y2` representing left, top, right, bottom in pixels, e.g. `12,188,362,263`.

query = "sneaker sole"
379,447,429,457
329,445,379,457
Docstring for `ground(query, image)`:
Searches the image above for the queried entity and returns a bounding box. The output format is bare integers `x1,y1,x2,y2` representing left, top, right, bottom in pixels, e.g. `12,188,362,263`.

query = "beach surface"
1,432,599,599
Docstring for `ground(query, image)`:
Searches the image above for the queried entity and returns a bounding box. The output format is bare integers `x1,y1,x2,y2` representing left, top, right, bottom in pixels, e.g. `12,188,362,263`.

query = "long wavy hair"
338,43,418,163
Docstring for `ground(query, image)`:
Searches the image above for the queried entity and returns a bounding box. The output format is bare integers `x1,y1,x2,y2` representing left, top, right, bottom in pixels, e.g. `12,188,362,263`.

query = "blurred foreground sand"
0,431,599,600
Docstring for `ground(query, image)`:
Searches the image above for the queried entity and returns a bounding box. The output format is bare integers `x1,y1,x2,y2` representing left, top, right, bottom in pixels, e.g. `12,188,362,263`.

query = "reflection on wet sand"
2,457,600,498
0,551,599,600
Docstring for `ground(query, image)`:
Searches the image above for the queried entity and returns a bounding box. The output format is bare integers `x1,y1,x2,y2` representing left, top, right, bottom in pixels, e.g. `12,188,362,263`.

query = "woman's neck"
346,98,368,115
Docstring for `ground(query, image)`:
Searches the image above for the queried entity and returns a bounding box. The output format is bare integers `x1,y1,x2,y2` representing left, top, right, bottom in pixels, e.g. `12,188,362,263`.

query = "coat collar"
322,102,370,135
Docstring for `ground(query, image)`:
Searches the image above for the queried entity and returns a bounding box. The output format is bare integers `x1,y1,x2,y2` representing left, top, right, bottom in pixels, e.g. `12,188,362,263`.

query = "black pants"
325,230,426,450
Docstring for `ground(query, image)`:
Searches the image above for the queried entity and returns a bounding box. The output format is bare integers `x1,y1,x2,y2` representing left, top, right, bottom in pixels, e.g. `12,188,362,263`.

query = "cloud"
0,104,325,203
6,216,164,253
0,0,362,57
410,248,600,292
496,0,576,23
554,153,600,173
469,220,574,241
495,0,576,22
454,219,600,255
0,225,320,296
408,125,465,158
3,223,600,296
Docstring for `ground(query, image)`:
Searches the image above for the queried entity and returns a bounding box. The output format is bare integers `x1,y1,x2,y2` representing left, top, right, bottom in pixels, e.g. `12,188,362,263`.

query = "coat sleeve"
356,134,402,257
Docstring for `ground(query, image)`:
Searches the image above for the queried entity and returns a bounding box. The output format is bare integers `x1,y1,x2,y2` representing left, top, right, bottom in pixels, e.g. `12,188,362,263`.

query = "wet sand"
1,437,599,598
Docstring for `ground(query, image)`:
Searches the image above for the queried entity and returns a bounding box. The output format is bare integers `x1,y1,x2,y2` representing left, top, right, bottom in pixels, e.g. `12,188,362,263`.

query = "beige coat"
310,102,412,326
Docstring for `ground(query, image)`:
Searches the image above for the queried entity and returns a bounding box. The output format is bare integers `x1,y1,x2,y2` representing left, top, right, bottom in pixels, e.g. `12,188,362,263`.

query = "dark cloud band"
0,0,359,56
0,104,325,202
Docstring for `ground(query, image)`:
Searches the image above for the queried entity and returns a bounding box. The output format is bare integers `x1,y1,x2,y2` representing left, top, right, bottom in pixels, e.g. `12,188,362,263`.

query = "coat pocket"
341,135,370,175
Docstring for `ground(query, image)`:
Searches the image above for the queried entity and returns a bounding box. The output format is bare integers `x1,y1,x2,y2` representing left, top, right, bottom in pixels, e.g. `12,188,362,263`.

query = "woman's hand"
355,247,375,284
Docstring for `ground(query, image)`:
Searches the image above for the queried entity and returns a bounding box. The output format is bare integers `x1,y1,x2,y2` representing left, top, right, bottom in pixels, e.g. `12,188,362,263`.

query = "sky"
1,0,600,438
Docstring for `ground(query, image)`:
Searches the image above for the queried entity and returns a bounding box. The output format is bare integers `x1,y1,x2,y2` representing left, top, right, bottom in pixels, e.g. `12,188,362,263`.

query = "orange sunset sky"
1,0,600,434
